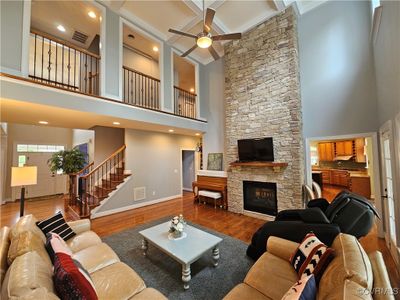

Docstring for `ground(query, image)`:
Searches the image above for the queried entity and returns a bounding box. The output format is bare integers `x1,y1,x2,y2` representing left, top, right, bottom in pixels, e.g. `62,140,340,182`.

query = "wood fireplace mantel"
229,161,288,172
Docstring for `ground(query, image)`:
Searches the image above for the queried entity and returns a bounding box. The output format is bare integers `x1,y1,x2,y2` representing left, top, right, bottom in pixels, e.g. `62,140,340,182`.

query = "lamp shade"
11,166,37,187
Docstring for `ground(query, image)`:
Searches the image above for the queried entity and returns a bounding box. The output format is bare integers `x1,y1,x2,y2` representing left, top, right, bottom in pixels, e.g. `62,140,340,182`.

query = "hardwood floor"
1,192,399,289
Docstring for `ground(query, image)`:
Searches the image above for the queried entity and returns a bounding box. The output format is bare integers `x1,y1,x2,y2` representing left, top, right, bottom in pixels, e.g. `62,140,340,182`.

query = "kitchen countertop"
312,167,370,178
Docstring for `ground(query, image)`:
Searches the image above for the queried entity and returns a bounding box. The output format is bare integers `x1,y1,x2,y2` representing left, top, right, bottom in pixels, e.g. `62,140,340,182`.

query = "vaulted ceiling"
101,0,328,64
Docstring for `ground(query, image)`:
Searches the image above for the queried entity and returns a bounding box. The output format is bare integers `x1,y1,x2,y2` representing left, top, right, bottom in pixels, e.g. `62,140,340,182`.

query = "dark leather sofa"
247,190,380,260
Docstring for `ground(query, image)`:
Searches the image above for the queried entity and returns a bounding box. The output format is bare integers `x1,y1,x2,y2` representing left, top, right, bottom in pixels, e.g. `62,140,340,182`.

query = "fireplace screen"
243,181,277,216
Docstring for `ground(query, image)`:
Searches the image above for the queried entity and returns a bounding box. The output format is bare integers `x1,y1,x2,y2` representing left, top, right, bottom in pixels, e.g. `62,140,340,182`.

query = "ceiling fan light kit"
168,0,242,61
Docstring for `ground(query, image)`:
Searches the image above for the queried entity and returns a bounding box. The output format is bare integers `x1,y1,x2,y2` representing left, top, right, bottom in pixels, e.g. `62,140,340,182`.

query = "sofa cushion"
223,283,272,300
91,262,145,300
129,288,167,300
9,287,59,300
7,231,52,270
0,226,10,285
332,234,373,290
317,279,373,300
290,233,334,280
1,251,54,299
72,243,120,274
244,252,297,300
368,251,395,300
36,212,75,241
53,252,98,300
281,275,317,300
10,215,45,243
66,231,102,253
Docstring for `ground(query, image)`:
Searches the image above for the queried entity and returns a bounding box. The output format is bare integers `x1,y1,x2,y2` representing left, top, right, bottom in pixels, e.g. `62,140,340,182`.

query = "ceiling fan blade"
181,44,198,57
204,8,215,33
208,45,220,60
168,28,197,39
212,33,242,41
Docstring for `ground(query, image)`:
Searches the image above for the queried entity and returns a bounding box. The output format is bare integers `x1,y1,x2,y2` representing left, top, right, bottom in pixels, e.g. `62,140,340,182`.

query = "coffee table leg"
212,247,220,267
182,264,191,290
141,238,148,256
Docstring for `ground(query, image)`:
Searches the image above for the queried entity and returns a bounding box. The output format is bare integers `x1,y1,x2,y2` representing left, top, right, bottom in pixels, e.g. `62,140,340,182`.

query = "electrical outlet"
174,169,178,173
152,191,156,196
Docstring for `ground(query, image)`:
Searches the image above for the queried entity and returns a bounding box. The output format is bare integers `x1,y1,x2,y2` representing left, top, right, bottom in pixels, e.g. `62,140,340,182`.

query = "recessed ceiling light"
153,46,159,52
195,133,200,136
113,121,120,125
190,88,195,93
168,129,174,133
57,25,66,32
128,34,135,39
88,11,97,19
38,121,48,125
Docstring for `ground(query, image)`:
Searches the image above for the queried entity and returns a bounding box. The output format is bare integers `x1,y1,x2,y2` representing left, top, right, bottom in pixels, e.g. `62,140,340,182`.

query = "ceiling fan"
168,1,242,60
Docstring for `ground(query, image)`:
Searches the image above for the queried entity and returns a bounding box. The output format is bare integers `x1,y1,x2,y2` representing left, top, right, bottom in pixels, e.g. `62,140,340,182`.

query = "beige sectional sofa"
0,214,167,300
224,233,395,300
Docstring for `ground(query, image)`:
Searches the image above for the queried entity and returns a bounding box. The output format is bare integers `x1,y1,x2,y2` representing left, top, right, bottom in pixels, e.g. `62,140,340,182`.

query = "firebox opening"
243,181,277,216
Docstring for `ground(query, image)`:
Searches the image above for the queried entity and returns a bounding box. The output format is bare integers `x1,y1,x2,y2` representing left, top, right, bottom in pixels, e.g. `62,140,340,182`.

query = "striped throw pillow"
36,212,76,241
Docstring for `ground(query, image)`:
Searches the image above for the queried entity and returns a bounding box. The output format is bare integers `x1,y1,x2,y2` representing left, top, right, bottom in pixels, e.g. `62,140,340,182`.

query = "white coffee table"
139,222,222,290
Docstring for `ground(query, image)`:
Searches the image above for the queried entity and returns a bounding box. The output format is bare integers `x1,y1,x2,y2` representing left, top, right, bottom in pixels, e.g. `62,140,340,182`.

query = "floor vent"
134,187,146,201
72,30,88,44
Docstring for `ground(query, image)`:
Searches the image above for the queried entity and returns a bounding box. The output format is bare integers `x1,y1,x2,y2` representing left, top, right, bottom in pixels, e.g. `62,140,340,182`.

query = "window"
18,155,26,167
17,144,65,153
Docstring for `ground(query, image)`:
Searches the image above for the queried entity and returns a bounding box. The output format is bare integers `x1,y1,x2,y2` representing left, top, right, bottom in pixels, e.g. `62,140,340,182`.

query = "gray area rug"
103,218,254,300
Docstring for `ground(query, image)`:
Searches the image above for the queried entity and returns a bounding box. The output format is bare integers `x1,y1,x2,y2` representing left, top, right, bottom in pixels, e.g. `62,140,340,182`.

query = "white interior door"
380,122,399,262
19,152,67,199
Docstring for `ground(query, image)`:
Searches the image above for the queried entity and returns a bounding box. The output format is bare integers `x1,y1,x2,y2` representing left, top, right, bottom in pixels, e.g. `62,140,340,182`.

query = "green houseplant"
48,147,86,175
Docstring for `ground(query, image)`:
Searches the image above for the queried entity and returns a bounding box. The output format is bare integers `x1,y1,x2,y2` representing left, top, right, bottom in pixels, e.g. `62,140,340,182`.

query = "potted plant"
48,148,87,208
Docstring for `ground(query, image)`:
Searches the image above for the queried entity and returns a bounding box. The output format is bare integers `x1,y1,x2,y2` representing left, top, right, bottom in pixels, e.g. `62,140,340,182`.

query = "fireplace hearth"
243,181,277,216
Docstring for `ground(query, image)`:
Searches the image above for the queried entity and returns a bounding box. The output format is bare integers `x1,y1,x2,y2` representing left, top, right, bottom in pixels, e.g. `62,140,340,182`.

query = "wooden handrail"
71,162,94,176
30,29,101,59
123,66,160,82
82,145,126,178
174,85,197,96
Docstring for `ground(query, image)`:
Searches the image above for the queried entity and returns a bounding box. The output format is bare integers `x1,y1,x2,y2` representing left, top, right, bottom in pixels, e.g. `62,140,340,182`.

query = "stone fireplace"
243,181,277,216
224,7,304,218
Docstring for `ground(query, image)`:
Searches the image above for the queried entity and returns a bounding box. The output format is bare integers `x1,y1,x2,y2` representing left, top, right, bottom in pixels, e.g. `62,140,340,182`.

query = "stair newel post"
68,174,76,208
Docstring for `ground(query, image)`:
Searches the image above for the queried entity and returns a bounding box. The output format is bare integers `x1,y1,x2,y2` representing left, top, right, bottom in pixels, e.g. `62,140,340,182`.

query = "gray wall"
201,59,225,168
373,0,400,126
0,0,24,73
298,1,378,138
124,129,198,202
4,123,72,200
92,126,124,166
104,8,121,98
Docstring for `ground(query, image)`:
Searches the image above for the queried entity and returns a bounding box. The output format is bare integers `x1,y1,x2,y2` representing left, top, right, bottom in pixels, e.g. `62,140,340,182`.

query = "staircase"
68,145,129,219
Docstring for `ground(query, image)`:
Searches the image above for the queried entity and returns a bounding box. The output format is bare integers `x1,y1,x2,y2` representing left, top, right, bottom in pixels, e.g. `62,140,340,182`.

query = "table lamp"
11,166,37,217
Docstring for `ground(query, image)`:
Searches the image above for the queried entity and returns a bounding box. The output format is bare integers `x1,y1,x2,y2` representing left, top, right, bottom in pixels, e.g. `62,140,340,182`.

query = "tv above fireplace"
238,137,274,162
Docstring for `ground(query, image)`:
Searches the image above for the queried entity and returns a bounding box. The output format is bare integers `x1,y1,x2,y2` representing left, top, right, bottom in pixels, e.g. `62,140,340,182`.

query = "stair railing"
68,162,94,208
79,145,126,217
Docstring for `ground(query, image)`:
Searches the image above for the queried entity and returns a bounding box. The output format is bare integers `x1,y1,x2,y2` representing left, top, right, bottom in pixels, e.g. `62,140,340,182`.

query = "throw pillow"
53,252,98,300
290,232,334,281
36,212,76,241
45,232,72,263
281,275,317,300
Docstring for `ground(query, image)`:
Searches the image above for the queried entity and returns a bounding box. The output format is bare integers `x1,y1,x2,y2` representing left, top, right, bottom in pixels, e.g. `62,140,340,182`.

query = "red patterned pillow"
290,232,334,281
53,252,98,300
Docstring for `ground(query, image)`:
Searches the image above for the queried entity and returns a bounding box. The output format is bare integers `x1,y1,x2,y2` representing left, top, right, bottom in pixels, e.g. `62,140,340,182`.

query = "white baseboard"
1,198,13,205
182,187,192,192
91,193,182,219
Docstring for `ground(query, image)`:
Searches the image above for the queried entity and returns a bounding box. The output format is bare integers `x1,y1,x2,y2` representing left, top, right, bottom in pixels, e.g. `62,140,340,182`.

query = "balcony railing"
123,66,160,110
29,29,100,95
174,86,196,119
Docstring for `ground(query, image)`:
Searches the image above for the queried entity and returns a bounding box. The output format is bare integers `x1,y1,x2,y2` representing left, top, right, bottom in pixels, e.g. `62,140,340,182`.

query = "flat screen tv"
238,137,274,162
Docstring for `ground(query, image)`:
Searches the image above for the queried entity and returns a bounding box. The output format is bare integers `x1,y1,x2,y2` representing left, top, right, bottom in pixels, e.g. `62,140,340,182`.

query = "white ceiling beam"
166,15,202,43
211,17,228,34
273,0,287,11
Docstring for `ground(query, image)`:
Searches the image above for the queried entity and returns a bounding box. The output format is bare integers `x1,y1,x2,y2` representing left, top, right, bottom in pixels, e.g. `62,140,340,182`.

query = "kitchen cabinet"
321,170,331,185
349,175,371,198
330,170,349,187
318,142,334,161
335,141,354,156
355,138,366,163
